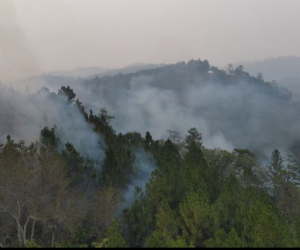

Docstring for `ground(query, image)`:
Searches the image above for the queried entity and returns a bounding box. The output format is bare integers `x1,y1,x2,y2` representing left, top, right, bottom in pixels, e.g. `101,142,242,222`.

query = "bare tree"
166,129,183,144
90,185,122,232
0,139,69,247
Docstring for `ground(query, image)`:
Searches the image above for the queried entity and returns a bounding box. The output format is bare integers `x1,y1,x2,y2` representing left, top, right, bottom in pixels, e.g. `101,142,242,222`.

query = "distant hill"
279,77,300,98
7,58,300,160
3,59,300,248
10,63,163,93
61,59,297,161
46,62,163,79
47,66,110,78
232,56,300,98
232,56,300,81
86,63,163,79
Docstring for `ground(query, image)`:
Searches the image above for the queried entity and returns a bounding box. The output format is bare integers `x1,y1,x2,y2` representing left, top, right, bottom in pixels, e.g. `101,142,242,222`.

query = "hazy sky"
1,0,300,81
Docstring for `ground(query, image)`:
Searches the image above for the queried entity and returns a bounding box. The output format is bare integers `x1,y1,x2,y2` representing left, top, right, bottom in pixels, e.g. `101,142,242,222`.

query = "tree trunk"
23,217,31,247
30,219,36,241
16,221,24,247
51,234,55,248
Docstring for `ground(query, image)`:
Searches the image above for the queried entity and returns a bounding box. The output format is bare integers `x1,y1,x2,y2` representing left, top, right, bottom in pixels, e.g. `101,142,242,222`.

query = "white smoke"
0,84,105,167
121,150,156,209
4,63,300,165
46,74,300,162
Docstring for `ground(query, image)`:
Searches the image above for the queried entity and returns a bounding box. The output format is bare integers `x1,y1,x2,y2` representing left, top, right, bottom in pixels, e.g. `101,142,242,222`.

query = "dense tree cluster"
1,60,300,248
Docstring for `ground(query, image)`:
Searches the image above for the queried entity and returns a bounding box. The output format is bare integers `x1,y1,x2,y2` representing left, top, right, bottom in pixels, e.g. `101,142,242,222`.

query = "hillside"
1,59,300,248
7,59,299,161
64,59,297,161
48,66,110,78
9,63,162,93
86,63,163,79
233,56,300,98
234,56,300,81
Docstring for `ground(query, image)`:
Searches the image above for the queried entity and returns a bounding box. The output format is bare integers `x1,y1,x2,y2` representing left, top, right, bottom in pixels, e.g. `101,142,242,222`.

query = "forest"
1,59,300,248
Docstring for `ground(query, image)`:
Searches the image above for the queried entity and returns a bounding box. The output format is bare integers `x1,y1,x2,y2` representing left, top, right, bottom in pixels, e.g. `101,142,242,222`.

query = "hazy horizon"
1,0,300,82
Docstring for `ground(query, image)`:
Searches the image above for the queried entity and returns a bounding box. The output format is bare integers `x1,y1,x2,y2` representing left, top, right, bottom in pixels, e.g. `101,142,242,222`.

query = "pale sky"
1,0,300,81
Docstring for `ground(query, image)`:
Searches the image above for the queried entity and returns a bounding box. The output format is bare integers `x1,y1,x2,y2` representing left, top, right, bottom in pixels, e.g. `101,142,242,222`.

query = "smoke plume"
0,84,105,167
39,73,300,162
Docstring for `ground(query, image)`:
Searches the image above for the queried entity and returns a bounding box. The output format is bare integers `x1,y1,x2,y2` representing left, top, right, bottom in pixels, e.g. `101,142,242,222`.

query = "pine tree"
185,127,202,147
92,220,127,248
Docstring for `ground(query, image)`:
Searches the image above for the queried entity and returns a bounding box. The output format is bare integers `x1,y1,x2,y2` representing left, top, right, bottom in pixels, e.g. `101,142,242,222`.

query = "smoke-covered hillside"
25,59,299,162
9,63,163,93
47,66,109,78
86,62,163,79
0,84,106,165
2,58,300,248
3,0,300,247
235,56,300,81
234,56,300,98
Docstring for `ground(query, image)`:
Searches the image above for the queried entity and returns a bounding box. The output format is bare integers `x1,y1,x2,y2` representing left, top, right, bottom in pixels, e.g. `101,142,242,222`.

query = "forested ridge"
1,59,300,248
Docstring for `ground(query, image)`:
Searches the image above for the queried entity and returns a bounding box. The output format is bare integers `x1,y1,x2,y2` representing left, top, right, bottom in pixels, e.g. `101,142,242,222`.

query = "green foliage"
89,109,135,189
68,225,89,247
76,99,88,121
183,142,221,201
185,127,202,147
179,187,216,247
2,64,300,248
169,236,194,247
61,142,98,190
145,201,181,247
55,242,88,248
26,240,44,248
100,144,134,188
99,107,115,126
40,126,60,148
205,228,246,247
58,85,76,102
124,131,144,148
93,220,127,248
211,175,242,232
144,168,175,227
294,216,300,245
267,150,300,220
122,190,148,247
145,131,153,148
203,148,236,182
145,139,184,221
235,196,294,247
